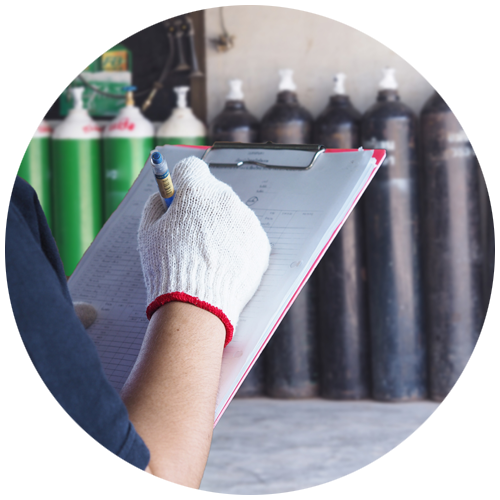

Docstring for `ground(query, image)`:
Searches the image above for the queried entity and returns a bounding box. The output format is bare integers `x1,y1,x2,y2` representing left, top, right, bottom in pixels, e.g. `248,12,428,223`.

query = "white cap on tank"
278,69,296,92
174,86,190,108
379,67,398,90
226,79,244,100
157,86,206,139
332,73,346,95
71,87,85,111
52,87,101,139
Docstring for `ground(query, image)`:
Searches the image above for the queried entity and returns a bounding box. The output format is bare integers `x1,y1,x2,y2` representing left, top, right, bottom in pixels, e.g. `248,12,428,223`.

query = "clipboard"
68,142,386,425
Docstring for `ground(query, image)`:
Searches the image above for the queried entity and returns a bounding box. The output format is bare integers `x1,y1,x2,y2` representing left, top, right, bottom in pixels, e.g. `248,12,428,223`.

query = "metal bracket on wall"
210,7,235,52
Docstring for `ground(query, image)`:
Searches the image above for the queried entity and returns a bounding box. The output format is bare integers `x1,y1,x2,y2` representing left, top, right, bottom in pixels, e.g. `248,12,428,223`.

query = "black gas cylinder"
209,79,259,144
260,70,313,145
420,90,485,401
261,69,318,398
264,278,318,398
313,74,370,399
361,68,426,401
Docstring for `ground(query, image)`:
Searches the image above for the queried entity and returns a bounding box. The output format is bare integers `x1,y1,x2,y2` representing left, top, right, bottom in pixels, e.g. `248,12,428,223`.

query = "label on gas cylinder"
155,172,175,198
101,50,129,71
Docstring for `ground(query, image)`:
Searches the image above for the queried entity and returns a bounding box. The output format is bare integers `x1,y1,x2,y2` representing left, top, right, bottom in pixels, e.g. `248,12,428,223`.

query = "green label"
101,51,129,71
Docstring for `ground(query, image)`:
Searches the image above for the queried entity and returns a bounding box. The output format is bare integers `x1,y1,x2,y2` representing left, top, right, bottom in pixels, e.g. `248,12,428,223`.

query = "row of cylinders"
216,68,493,402
19,68,494,401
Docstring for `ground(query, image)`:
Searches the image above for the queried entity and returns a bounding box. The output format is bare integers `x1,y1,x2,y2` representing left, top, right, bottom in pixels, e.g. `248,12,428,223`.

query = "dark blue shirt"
5,176,150,470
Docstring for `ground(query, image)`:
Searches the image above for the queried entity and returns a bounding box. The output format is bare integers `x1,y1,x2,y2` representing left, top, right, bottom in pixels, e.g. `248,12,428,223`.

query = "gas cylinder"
313,73,370,399
261,72,317,398
103,87,154,219
361,68,426,401
260,69,313,144
18,120,52,227
232,68,264,397
52,87,102,276
156,86,207,146
209,79,259,144
420,90,485,401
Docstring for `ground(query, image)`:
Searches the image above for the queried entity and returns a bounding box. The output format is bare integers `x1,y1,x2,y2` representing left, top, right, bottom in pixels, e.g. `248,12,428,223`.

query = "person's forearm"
121,302,225,487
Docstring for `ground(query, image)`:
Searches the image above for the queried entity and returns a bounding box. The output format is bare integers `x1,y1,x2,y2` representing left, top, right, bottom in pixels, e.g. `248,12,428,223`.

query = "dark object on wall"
260,69,313,145
185,16,203,78
420,91,485,401
209,7,235,52
313,74,370,399
209,79,259,143
261,69,317,399
234,356,265,397
361,68,426,401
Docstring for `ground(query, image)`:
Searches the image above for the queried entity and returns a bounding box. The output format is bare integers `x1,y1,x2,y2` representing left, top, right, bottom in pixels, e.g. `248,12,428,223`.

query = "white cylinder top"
104,105,154,138
174,86,190,109
226,79,244,100
332,73,346,95
278,69,296,92
72,87,85,110
52,87,101,139
34,120,52,138
156,107,206,138
379,67,398,90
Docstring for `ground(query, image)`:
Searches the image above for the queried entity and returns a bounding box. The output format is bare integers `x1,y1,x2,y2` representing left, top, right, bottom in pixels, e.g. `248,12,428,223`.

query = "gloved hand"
138,156,271,347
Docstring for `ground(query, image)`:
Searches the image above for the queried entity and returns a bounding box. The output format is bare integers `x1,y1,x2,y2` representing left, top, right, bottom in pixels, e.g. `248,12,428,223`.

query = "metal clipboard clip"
201,141,326,170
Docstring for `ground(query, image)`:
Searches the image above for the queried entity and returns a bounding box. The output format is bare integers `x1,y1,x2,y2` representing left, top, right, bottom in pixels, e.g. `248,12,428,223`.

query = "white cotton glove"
138,156,271,347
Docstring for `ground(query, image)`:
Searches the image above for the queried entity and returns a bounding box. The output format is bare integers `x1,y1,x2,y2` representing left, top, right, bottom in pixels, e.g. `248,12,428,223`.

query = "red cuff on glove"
146,291,234,348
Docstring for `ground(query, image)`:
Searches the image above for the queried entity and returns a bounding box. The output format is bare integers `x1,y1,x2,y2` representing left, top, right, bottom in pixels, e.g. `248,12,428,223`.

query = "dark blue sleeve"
5,177,150,470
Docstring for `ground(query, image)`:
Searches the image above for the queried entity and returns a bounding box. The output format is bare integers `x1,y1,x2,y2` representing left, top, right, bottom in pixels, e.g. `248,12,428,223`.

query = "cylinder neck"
224,100,246,111
377,89,400,102
329,94,351,106
277,90,298,104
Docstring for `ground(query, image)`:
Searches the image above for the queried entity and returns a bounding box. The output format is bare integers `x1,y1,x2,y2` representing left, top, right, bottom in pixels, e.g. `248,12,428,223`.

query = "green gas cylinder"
103,87,154,219
18,120,52,227
156,86,207,145
51,87,102,276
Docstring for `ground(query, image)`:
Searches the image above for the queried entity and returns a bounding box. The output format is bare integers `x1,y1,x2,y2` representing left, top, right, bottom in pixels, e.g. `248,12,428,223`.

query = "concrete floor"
200,398,439,495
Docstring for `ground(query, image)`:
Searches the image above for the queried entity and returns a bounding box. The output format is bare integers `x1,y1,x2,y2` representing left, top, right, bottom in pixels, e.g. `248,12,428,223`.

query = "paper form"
68,145,384,424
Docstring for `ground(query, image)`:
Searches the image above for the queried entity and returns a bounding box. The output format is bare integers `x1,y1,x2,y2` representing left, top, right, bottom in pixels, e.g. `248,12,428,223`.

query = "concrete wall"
204,6,434,124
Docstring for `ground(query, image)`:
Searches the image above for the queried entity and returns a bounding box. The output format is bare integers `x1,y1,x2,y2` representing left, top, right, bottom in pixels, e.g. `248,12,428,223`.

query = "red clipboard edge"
214,148,386,427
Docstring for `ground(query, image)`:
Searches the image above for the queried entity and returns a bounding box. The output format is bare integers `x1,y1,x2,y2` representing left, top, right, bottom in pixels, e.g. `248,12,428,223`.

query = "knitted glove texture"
138,156,271,346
